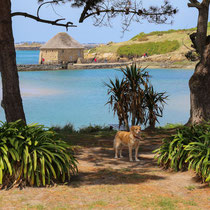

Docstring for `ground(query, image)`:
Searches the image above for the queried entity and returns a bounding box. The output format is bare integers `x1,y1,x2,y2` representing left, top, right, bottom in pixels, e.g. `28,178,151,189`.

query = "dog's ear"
130,126,135,133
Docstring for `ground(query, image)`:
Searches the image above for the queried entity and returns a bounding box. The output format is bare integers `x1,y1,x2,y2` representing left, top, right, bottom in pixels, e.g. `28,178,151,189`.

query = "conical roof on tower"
40,32,84,50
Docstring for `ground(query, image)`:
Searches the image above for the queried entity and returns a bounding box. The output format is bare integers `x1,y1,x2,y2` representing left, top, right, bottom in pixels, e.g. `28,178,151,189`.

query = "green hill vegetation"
85,23,210,62
117,40,180,57
130,28,197,42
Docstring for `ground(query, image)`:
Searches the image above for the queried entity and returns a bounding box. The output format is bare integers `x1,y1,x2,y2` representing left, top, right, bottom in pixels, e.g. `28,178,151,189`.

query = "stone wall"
58,49,84,63
39,50,59,64
17,64,64,71
39,49,84,64
67,62,132,70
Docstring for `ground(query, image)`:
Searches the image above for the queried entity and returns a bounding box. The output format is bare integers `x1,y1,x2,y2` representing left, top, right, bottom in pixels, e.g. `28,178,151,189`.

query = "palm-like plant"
105,63,168,130
144,85,168,129
184,128,210,182
154,123,210,182
104,77,129,130
121,64,149,125
0,120,77,188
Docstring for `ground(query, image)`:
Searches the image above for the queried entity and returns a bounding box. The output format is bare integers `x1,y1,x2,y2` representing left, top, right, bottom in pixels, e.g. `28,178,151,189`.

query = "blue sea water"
16,50,39,64
0,59,194,129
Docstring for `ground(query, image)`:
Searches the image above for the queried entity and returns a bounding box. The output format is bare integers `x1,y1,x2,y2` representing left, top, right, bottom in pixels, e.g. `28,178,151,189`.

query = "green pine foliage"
0,120,77,188
117,40,180,57
154,123,210,182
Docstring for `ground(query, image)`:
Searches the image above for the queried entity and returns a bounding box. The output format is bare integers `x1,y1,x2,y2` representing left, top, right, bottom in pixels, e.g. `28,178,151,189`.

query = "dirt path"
0,131,209,209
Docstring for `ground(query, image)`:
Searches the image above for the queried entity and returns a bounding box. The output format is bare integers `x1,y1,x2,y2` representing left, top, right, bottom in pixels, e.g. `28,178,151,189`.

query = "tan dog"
114,126,142,162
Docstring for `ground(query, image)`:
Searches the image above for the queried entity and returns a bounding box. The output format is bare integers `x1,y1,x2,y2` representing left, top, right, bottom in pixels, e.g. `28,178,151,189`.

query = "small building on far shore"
39,32,84,64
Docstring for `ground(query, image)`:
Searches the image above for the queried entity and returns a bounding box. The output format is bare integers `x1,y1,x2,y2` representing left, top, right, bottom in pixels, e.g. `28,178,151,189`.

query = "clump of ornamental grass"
154,122,210,182
0,120,77,189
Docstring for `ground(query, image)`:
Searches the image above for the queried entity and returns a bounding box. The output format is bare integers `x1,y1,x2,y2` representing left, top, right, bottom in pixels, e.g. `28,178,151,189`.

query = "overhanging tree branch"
79,8,177,23
11,0,77,30
77,0,177,32
11,12,77,29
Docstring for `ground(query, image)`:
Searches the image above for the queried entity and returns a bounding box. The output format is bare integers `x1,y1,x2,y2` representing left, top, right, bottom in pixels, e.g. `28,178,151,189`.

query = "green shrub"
130,27,200,41
51,123,75,134
184,125,210,182
79,125,111,133
131,32,147,41
157,123,183,129
117,40,180,57
154,123,210,182
137,36,149,42
0,120,77,188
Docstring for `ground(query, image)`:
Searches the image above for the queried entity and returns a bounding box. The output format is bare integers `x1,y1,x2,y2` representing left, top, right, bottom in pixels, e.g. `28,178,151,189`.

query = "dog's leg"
135,144,140,161
114,138,120,159
119,146,123,158
128,145,133,162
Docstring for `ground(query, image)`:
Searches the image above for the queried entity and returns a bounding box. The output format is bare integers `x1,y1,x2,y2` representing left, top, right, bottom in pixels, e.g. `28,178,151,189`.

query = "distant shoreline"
16,47,40,51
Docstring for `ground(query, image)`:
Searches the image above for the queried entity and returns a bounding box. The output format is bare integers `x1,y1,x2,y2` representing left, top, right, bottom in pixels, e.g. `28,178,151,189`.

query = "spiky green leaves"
0,120,77,188
154,122,210,182
104,64,167,129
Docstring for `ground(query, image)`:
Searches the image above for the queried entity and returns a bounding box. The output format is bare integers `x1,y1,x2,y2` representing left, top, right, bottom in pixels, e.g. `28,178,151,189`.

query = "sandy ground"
0,131,209,209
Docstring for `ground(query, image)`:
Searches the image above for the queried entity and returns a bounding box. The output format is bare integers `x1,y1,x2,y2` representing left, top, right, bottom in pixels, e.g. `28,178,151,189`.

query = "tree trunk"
124,115,129,131
0,0,26,123
148,110,156,129
188,42,210,124
188,0,210,124
195,2,209,56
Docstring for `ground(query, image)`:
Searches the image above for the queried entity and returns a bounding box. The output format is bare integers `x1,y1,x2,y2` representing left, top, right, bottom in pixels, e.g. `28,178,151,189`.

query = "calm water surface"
0,68,193,129
16,50,39,64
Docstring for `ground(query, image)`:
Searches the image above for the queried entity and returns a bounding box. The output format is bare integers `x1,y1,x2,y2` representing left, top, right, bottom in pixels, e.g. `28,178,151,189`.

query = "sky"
11,0,209,44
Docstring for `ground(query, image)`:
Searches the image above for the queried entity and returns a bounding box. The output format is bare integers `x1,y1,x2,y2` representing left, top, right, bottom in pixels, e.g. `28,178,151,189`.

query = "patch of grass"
117,40,180,57
157,123,183,129
56,129,116,148
129,173,146,180
141,196,178,209
25,204,45,210
183,200,198,206
119,168,132,172
89,48,97,53
185,185,196,191
53,205,68,210
130,27,198,41
88,200,108,209
158,197,177,210
131,32,148,41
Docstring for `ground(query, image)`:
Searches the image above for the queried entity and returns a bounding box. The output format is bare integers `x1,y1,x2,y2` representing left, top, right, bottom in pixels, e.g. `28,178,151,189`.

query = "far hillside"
85,23,210,68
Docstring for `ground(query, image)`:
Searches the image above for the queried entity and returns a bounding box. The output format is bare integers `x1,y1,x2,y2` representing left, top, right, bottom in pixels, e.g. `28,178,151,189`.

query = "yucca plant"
154,127,191,171
144,85,168,129
0,120,77,188
154,123,210,182
105,64,168,130
121,64,149,126
184,125,210,182
104,77,129,130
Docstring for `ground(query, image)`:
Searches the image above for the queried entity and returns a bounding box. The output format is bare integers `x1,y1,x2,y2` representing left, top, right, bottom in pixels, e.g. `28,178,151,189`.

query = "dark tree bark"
0,0,26,123
188,0,210,124
189,41,210,124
